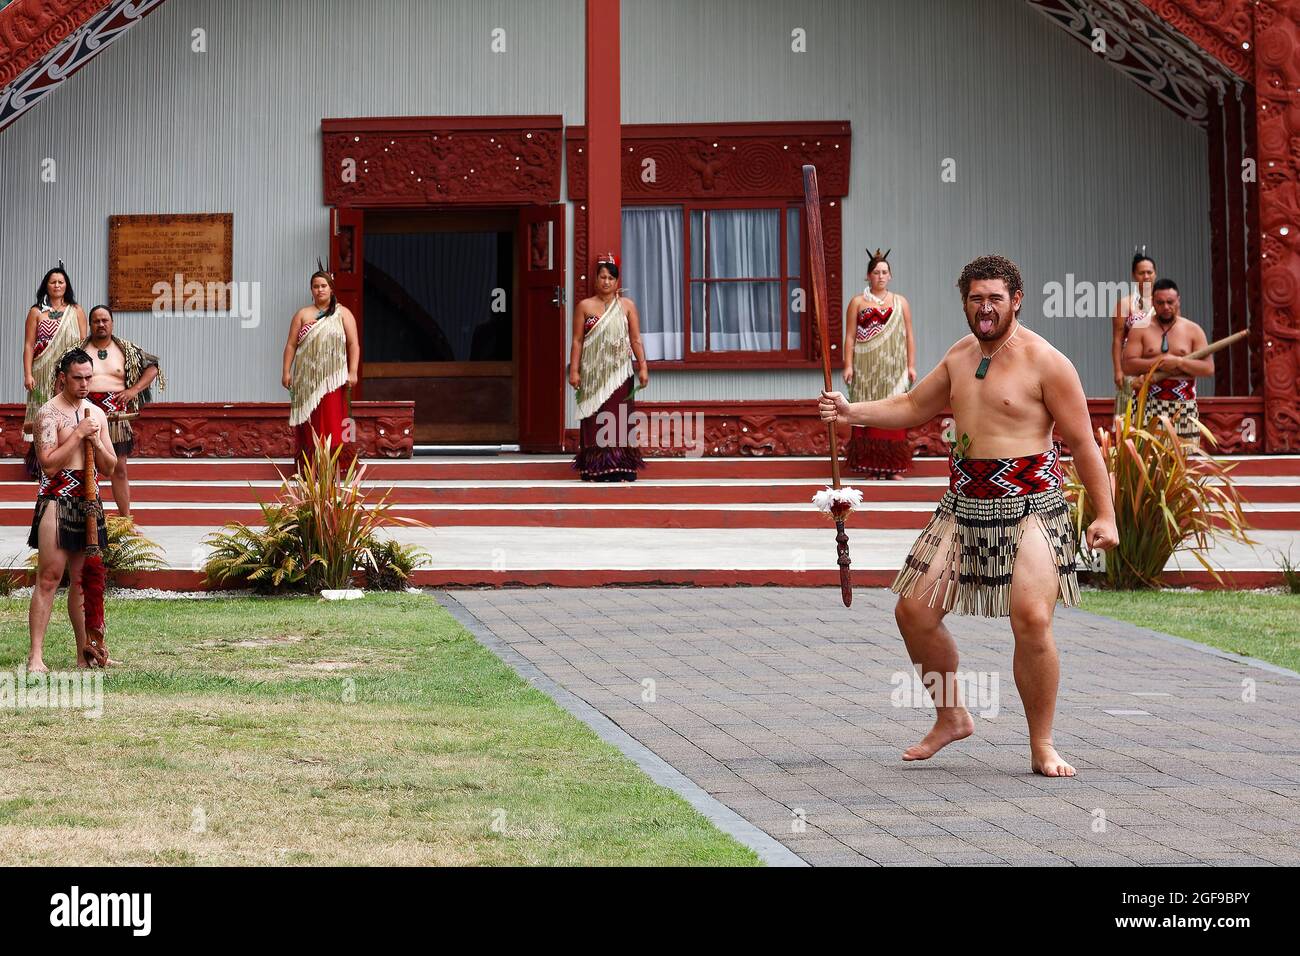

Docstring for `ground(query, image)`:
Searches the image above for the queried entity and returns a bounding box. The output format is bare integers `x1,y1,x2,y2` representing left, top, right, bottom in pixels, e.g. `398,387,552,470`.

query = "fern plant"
104,517,167,582
1066,364,1253,590
364,537,430,591
203,501,323,594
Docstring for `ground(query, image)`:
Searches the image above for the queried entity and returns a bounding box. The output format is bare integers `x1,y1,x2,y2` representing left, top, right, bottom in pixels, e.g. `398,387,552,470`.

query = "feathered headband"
867,247,891,262
314,256,333,280
596,251,618,267
1133,244,1149,258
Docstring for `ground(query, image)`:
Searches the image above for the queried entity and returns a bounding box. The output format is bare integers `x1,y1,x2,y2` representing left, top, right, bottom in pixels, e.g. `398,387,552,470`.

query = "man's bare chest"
949,357,1043,419
90,344,126,380
1137,326,1196,357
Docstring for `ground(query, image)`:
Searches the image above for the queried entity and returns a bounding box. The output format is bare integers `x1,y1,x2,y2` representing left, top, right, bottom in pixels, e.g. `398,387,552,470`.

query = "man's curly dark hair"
957,254,1024,304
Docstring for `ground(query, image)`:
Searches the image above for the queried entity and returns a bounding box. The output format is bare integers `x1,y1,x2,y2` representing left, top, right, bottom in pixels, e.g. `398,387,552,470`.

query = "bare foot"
26,658,48,673
902,709,975,761
888,473,904,480
1031,743,1077,777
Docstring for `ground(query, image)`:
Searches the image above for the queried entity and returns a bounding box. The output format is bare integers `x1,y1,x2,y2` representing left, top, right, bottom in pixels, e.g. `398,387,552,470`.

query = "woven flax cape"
23,308,83,442
289,311,347,427
81,334,166,446
574,297,633,421
848,305,908,404
891,445,1080,618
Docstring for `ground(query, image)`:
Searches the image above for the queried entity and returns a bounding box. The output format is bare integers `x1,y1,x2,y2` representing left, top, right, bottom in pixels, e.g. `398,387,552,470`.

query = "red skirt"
294,386,355,470
844,425,912,478
572,377,646,481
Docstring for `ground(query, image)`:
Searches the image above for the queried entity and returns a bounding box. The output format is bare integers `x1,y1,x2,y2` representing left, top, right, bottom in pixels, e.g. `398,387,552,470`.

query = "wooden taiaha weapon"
802,164,855,607
1128,328,1249,386
80,407,108,667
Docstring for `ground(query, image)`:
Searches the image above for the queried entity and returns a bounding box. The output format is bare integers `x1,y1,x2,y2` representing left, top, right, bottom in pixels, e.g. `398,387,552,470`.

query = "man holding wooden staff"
26,348,116,673
1121,278,1213,442
820,255,1118,777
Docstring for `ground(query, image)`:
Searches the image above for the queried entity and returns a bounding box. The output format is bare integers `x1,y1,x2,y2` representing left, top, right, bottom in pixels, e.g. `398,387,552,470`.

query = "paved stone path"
439,587,1300,866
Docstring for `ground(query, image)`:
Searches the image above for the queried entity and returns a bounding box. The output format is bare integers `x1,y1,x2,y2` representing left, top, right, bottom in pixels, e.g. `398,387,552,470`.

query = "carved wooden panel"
1137,0,1254,79
322,117,563,207
566,122,851,202
1253,0,1300,450
0,402,414,458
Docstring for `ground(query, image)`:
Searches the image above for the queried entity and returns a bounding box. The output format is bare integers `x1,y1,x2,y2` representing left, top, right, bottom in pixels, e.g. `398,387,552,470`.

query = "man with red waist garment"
27,348,117,672
1121,278,1213,443
79,305,164,522
820,255,1118,777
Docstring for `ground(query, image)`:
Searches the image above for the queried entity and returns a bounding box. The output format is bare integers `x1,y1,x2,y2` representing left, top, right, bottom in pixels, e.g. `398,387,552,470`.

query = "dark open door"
517,203,566,452
329,206,365,397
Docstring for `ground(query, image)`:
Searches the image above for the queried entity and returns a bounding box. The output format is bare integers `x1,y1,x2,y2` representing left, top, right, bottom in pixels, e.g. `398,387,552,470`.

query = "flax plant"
1066,365,1253,590
204,436,425,592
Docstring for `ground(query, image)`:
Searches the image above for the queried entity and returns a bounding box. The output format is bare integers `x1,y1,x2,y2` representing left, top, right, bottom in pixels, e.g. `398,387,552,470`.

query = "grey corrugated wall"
0,0,585,404
1,0,1211,422
622,0,1214,401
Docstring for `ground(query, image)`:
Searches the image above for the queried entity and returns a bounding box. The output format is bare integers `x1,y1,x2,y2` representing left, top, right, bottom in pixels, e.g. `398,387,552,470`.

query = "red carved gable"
0,0,110,88
1138,0,1254,80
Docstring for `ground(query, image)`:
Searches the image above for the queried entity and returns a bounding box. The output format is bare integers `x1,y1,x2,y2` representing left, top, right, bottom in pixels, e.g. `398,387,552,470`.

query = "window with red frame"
621,202,805,364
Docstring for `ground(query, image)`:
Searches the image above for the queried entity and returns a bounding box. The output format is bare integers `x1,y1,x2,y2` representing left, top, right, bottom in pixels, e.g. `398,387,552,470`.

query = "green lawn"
1081,589,1300,672
0,592,759,866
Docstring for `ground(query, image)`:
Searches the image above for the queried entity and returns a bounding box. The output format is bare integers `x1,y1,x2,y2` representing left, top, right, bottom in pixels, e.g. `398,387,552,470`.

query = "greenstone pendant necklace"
975,322,1019,379
1158,317,1174,353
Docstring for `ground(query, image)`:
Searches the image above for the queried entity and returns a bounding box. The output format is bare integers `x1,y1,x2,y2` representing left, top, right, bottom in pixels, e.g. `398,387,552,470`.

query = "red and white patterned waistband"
1149,377,1196,401
37,469,99,499
949,444,1063,498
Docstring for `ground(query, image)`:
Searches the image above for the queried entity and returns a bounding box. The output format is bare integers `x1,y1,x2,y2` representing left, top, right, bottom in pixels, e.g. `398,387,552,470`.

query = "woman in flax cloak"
282,268,360,470
842,249,916,479
22,264,88,478
568,254,649,481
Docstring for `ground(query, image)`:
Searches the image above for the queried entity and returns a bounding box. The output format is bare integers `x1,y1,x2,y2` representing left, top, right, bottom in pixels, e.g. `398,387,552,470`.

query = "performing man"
27,348,117,672
79,304,165,521
820,255,1118,777
1120,278,1213,442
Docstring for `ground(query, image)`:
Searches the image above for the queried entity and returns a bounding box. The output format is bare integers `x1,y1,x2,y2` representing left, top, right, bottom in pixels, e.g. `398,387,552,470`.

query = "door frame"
322,115,566,449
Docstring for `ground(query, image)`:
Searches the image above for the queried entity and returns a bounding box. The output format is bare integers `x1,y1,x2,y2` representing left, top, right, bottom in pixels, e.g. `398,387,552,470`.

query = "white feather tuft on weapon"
812,485,864,519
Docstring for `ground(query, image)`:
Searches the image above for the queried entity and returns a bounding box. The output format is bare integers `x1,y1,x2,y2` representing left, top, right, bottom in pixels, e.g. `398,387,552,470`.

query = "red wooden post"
1207,91,1231,397
585,0,621,296
1225,88,1249,394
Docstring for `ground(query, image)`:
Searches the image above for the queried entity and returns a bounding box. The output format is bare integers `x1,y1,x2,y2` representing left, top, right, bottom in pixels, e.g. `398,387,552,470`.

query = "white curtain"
691,208,782,351
621,207,684,360
786,206,801,350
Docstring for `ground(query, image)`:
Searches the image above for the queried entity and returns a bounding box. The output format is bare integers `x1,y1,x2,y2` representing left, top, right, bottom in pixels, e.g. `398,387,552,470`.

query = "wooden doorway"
321,115,567,450
329,204,567,448
359,208,517,444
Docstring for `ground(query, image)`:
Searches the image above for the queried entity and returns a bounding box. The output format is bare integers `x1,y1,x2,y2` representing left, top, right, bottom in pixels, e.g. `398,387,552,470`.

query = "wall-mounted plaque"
108,213,233,311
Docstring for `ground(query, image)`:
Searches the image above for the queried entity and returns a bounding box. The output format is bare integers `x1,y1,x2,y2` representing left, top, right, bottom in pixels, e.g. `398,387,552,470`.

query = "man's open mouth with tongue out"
969,299,1009,341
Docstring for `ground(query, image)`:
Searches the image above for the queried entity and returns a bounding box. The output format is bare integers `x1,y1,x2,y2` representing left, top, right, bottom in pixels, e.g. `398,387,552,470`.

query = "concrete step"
3,453,1298,482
